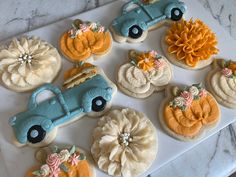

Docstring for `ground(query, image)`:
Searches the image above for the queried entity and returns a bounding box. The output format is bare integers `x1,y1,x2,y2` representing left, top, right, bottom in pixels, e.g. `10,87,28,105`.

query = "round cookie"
206,59,236,109
91,108,157,177
25,145,96,177
0,36,61,92
117,50,172,98
161,19,219,70
59,19,112,63
110,0,187,43
159,84,221,141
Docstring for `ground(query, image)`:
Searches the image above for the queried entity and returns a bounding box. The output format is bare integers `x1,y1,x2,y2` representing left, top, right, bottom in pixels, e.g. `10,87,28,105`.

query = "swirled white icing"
210,71,236,106
91,108,157,177
118,57,172,97
0,36,61,92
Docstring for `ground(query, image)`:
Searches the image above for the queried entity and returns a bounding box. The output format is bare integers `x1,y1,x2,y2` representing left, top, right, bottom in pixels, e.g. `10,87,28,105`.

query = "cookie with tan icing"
59,19,112,63
25,145,96,177
91,108,157,177
0,36,61,92
159,84,220,141
206,59,236,109
161,19,219,70
117,50,172,98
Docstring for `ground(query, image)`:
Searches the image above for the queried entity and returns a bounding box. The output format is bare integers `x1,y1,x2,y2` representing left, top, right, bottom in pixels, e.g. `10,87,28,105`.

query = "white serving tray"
0,1,236,177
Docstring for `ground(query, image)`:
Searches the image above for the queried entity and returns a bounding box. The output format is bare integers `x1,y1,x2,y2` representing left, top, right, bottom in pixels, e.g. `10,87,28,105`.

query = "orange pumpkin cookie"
159,84,220,141
59,19,112,63
25,145,95,177
206,59,236,109
161,19,219,70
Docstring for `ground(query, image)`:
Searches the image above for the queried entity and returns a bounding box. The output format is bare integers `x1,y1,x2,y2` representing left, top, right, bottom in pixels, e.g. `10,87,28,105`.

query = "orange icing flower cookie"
159,84,220,141
117,50,172,98
59,19,112,63
206,59,236,109
25,145,95,177
161,19,219,70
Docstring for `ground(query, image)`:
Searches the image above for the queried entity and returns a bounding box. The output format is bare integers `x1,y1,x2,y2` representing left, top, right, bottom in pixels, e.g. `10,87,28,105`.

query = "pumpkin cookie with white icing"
59,19,112,63
0,36,61,92
91,108,157,177
117,49,172,98
159,84,220,141
206,59,236,109
25,145,96,177
161,19,219,70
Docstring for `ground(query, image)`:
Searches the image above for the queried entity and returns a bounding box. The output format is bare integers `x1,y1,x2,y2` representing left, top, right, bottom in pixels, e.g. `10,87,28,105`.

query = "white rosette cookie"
206,59,236,109
91,108,157,177
0,36,61,92
117,50,172,98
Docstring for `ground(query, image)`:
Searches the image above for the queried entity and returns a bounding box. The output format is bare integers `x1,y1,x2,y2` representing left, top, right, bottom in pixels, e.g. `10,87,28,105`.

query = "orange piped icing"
228,61,236,75
60,20,111,62
165,19,219,67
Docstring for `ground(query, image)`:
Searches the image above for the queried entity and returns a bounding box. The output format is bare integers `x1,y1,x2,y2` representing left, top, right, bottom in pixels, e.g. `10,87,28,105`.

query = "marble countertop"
0,0,236,177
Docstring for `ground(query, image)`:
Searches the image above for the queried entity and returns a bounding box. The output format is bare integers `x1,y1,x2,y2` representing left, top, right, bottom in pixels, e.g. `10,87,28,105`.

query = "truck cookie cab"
111,0,187,41
9,73,116,147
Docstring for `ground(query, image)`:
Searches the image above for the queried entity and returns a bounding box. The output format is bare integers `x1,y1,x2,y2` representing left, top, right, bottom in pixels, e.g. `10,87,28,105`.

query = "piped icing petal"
165,19,219,67
91,108,157,177
0,36,61,92
118,50,172,98
60,19,112,62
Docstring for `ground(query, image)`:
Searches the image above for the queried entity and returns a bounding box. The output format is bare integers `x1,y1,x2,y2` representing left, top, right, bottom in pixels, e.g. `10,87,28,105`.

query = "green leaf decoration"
69,145,76,155
32,170,42,176
130,60,136,66
60,163,69,173
51,146,59,153
78,153,86,160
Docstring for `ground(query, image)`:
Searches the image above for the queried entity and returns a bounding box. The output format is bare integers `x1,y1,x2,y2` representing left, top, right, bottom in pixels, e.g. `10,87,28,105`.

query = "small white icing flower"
98,26,105,33
0,36,61,91
40,164,50,176
59,149,70,162
89,22,97,30
189,86,199,96
174,97,185,107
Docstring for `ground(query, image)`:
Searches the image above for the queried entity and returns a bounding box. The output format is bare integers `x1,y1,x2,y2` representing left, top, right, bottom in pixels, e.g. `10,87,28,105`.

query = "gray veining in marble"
0,0,236,177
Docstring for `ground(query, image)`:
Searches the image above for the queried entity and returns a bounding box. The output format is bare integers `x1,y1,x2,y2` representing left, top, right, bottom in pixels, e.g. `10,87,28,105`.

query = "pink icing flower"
46,153,61,170
154,59,164,69
199,89,207,98
68,153,80,166
49,167,60,177
98,26,105,33
79,24,89,32
149,50,158,57
221,68,232,77
181,91,193,107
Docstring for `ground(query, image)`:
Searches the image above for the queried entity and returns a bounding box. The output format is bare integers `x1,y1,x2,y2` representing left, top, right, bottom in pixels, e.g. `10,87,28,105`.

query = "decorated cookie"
110,0,187,43
206,59,236,109
59,19,112,63
91,108,157,177
159,84,220,141
117,50,172,98
25,145,95,177
161,19,219,69
0,36,61,92
9,65,117,147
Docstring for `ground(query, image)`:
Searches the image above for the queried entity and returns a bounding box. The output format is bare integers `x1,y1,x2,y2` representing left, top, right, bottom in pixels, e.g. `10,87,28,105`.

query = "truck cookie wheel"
171,8,183,21
92,96,107,112
128,25,143,39
27,125,46,144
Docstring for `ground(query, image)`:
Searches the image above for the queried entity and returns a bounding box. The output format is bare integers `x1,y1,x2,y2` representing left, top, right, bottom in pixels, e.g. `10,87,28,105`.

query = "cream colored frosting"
0,36,61,91
91,108,157,177
210,71,236,106
118,57,172,96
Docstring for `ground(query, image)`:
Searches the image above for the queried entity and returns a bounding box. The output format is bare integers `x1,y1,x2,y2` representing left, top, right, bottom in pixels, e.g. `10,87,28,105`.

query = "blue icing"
112,0,187,37
9,74,115,144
